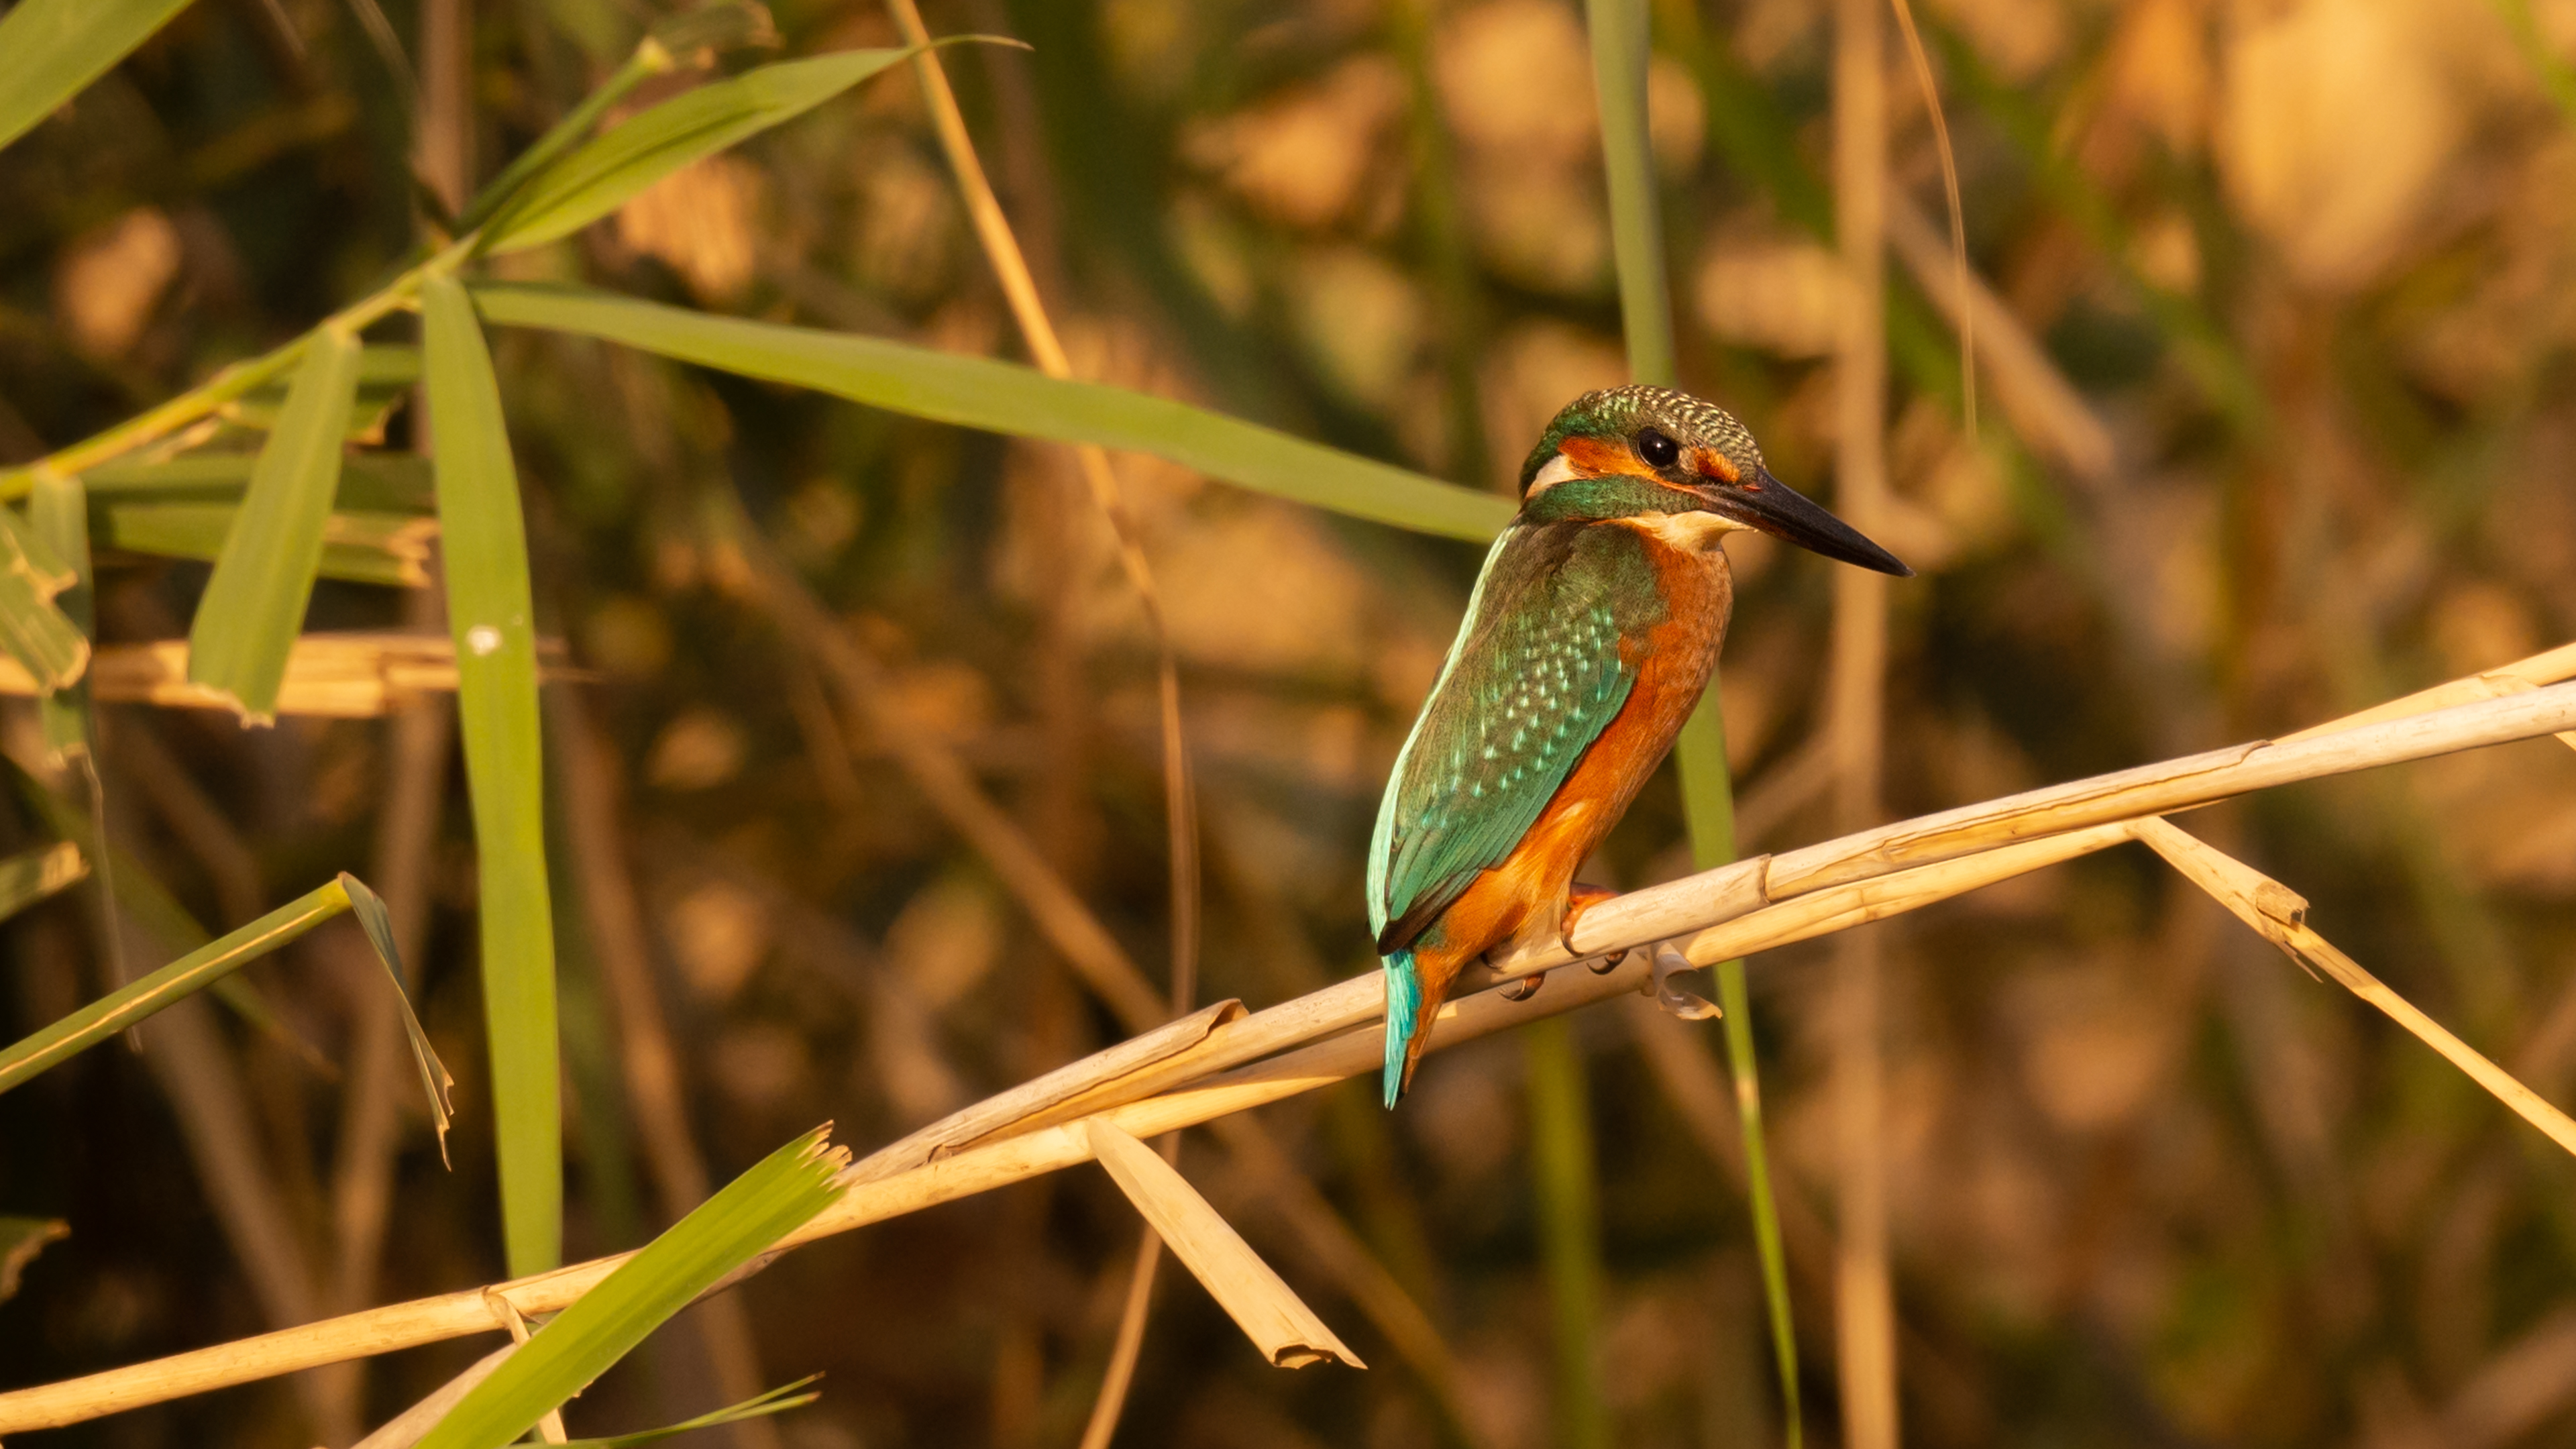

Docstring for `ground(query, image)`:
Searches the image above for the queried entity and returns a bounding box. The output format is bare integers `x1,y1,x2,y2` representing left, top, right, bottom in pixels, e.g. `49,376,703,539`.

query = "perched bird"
1367,384,1911,1106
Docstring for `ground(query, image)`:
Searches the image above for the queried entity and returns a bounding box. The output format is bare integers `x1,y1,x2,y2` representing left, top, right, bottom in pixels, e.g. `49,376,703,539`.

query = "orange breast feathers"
1426,531,1736,963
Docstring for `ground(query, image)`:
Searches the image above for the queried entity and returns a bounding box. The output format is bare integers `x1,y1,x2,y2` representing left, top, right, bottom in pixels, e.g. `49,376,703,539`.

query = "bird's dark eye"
1635,428,1680,470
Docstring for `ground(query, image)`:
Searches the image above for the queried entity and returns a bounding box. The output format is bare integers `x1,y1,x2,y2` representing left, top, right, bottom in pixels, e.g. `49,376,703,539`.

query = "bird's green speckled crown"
1516,384,1766,495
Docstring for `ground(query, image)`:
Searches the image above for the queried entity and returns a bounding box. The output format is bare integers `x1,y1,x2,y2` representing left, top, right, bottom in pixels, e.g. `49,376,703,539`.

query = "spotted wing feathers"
1368,525,1640,955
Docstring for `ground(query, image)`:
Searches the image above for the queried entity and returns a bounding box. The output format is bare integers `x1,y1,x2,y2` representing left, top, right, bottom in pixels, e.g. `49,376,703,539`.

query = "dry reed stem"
486,1289,570,1443
2132,818,2576,1158
850,1000,1246,1186
1205,1112,1489,1439
1760,678,2576,899
9,661,2576,1431
1830,0,1899,1427
0,633,568,718
1085,1120,1364,1369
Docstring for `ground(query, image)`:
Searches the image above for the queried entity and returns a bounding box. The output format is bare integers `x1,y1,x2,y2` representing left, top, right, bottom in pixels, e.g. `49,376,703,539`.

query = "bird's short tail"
1381,949,1421,1109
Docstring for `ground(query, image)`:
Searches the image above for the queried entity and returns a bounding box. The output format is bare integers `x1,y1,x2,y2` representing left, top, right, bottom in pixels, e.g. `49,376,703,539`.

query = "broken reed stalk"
6,667,2575,1434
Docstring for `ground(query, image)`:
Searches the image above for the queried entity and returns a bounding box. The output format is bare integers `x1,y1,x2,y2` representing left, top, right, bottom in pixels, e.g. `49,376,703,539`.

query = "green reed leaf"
1594,0,1803,1434
25,470,95,762
413,1128,847,1449
486,47,926,254
185,325,359,724
423,274,562,1277
0,0,195,154
97,500,432,587
83,451,434,512
0,877,351,1095
471,283,1516,541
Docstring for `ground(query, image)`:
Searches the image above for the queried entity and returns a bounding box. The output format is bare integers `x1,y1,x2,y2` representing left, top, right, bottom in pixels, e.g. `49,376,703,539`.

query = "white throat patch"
1525,451,1580,496
1625,509,1743,550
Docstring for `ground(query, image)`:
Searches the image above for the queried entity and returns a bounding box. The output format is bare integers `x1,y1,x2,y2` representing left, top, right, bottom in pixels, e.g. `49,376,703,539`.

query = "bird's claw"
1560,882,1625,973
1648,941,1721,1020
1501,972,1544,1002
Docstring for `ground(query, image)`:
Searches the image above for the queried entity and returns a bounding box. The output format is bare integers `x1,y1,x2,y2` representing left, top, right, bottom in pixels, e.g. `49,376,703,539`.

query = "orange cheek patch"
1560,435,1658,480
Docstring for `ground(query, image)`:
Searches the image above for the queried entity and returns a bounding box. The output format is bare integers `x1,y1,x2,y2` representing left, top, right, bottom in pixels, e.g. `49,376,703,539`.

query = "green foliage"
184,326,359,724
23,470,94,763
0,0,195,154
471,283,1515,541
413,1128,845,1449
423,275,561,1276
0,877,358,1091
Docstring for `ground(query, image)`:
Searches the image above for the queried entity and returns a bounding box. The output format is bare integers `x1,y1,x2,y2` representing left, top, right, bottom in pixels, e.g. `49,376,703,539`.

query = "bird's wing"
1368,523,1642,955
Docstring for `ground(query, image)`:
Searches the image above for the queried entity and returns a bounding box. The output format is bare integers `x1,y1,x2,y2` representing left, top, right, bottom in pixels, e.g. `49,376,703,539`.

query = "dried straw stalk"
5,663,2574,1434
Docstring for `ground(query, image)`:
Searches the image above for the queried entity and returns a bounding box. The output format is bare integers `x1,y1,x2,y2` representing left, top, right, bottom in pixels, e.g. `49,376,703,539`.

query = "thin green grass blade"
1526,1016,1608,1449
97,501,431,586
413,1129,848,1449
186,325,360,724
0,842,87,924
422,275,562,1277
1680,688,1802,1445
0,505,91,693
0,0,195,154
26,470,95,763
83,451,435,512
1597,3,1804,1437
0,1216,68,1303
341,872,458,1164
557,1377,822,1448
486,46,945,254
471,284,1515,541
0,878,351,1094
1589,0,1673,385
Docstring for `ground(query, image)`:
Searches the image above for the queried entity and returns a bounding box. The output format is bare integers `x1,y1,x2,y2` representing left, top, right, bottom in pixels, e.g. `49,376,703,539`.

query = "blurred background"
5,0,2576,1446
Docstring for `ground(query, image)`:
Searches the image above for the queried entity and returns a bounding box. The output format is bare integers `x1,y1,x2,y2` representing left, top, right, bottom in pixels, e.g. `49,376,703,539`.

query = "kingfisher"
1367,384,1911,1106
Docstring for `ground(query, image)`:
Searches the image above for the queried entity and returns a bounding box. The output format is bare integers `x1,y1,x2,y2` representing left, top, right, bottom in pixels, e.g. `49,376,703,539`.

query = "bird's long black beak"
1704,467,1913,578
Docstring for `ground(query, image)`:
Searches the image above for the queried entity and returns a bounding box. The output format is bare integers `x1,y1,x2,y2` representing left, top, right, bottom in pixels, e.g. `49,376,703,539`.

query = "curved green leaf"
470,284,1517,541
186,325,359,724
423,274,561,1277
487,48,922,254
0,0,195,154
341,872,456,1165
27,470,96,763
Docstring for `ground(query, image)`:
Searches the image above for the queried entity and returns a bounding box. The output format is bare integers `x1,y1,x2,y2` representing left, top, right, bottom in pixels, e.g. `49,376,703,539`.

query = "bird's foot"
1559,883,1628,974
1647,940,1721,1020
1501,970,1544,1002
